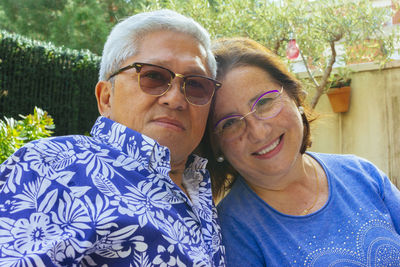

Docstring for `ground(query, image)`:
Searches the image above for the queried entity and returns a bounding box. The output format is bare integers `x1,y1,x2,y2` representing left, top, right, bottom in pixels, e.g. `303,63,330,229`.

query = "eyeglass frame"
213,87,284,139
107,62,222,106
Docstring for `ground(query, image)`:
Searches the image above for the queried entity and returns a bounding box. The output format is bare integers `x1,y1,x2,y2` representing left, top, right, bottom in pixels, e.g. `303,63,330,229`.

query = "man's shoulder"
27,134,89,145
24,135,98,154
5,134,114,169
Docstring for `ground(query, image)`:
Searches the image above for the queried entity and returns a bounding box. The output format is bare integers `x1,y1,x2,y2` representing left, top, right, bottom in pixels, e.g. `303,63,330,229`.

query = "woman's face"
211,65,304,186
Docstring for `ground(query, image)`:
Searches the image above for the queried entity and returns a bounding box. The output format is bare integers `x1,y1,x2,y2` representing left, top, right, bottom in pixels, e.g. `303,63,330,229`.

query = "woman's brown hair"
197,37,317,200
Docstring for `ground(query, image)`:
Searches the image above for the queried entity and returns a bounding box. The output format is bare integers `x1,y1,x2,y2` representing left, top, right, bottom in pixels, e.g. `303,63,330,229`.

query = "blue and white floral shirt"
0,116,225,266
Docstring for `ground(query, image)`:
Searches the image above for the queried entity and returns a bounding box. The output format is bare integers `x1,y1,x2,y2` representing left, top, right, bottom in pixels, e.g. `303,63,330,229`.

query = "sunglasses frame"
107,62,221,106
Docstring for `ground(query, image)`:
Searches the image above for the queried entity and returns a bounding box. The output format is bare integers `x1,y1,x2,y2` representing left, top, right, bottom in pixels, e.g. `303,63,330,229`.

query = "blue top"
217,152,400,266
0,116,225,266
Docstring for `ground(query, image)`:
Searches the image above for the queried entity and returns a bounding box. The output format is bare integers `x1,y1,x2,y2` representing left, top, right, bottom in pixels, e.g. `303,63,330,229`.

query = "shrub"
0,107,54,163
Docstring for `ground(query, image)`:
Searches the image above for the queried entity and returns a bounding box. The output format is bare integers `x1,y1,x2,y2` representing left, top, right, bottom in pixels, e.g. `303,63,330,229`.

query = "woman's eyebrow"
248,92,264,106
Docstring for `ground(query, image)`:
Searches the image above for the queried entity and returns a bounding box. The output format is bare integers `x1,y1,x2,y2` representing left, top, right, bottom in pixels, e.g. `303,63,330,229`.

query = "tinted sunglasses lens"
185,77,215,105
139,65,171,95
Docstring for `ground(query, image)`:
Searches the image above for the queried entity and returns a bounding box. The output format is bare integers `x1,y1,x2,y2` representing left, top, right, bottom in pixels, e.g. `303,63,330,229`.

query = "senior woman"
201,37,400,266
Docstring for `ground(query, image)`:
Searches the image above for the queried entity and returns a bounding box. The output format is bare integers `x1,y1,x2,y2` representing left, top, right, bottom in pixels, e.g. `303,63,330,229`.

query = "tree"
1,0,398,108
0,0,149,54
150,0,400,108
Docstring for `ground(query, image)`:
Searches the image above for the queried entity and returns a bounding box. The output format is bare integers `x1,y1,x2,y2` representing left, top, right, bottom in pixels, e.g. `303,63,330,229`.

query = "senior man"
0,10,225,266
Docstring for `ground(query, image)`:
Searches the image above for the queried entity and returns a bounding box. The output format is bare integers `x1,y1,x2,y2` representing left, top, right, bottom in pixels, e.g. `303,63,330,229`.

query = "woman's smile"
252,134,284,158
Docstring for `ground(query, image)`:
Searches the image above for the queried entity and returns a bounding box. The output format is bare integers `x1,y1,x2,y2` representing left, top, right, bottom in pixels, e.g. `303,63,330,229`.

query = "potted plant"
326,67,352,113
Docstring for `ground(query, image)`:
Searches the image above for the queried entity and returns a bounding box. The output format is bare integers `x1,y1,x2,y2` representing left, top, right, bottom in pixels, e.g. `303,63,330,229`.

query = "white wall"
309,60,400,187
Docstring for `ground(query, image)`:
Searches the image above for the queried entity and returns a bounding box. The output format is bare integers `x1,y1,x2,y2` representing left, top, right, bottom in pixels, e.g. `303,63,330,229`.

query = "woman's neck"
245,153,328,215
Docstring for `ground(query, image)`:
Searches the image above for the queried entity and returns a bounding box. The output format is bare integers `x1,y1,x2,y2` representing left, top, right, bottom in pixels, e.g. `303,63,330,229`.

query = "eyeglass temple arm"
107,63,141,81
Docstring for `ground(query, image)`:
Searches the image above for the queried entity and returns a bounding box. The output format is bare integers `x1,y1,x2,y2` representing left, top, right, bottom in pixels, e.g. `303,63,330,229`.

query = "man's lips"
153,117,185,131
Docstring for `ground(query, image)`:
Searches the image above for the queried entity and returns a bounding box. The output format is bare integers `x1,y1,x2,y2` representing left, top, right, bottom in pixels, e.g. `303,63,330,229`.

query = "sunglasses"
107,62,221,106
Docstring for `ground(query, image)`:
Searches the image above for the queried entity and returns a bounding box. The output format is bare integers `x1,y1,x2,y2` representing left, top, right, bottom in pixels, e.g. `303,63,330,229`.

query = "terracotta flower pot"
327,86,351,113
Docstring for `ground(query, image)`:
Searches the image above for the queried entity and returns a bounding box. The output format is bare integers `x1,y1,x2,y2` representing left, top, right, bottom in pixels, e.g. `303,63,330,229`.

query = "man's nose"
158,76,188,110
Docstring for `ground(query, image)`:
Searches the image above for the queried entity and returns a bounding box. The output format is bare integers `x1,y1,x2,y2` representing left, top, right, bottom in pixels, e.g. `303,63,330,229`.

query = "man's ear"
95,81,113,117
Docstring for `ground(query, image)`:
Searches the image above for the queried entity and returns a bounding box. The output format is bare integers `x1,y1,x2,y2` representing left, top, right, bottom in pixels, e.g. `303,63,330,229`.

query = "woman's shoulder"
308,151,387,191
308,151,381,171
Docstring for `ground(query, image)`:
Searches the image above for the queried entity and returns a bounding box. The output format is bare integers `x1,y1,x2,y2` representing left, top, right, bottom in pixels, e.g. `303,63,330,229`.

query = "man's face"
96,30,211,170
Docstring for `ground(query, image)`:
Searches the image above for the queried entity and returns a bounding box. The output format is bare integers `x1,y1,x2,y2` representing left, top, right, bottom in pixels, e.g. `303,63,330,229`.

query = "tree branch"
273,39,281,55
310,33,342,108
300,51,319,88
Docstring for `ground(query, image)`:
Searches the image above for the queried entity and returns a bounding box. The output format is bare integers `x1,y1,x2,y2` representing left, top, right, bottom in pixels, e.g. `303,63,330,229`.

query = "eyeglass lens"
215,90,283,140
138,64,216,105
253,90,282,119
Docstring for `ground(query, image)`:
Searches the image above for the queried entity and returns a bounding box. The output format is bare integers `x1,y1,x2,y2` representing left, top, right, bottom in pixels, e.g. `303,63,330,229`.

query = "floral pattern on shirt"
0,116,225,267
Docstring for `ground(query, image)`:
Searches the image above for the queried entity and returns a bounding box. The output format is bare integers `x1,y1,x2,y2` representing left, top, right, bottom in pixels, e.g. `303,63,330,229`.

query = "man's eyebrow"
146,59,208,75
187,67,208,75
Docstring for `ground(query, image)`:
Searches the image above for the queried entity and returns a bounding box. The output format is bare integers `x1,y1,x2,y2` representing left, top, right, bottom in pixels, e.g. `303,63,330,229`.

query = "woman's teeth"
255,138,280,155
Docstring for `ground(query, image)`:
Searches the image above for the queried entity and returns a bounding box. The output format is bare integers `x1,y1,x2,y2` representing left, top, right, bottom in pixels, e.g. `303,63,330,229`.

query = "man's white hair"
99,9,217,82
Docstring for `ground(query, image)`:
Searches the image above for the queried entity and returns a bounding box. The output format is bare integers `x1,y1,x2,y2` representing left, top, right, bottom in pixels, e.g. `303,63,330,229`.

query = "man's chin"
160,140,196,164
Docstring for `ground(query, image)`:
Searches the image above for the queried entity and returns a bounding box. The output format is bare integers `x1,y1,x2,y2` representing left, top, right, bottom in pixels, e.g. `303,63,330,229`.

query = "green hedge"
0,30,100,136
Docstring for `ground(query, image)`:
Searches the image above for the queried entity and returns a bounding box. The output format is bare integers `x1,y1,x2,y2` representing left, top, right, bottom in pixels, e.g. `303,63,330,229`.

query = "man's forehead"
132,32,209,75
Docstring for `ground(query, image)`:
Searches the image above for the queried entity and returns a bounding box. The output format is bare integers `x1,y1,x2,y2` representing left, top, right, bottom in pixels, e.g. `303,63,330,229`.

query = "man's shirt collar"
90,116,207,174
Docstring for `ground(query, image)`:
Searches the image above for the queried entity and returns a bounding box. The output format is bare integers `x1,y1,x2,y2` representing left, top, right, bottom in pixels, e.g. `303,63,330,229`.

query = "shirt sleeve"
353,155,400,234
0,147,30,196
382,174,400,234
0,146,73,266
219,213,265,267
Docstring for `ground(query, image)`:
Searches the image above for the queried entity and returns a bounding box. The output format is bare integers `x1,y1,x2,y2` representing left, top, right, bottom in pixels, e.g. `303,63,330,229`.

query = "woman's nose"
245,115,272,143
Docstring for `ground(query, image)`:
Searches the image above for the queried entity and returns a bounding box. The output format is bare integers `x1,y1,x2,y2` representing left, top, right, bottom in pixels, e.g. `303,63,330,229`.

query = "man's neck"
169,168,190,197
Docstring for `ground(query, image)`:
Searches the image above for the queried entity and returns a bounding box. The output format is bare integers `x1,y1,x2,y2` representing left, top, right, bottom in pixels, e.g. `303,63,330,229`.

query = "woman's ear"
95,81,113,117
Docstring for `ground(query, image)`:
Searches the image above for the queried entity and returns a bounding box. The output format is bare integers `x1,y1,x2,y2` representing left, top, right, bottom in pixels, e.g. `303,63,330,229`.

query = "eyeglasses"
214,87,284,141
107,62,222,106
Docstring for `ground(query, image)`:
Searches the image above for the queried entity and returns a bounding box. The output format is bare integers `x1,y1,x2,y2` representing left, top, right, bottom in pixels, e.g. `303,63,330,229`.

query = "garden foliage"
0,107,54,163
